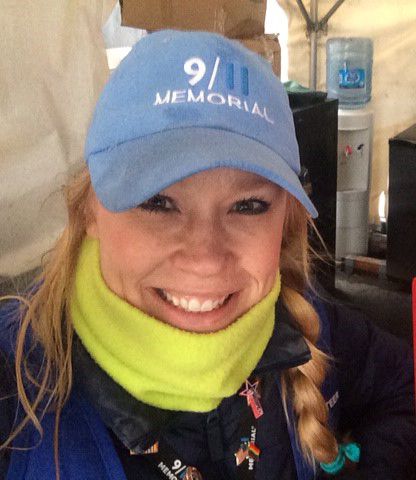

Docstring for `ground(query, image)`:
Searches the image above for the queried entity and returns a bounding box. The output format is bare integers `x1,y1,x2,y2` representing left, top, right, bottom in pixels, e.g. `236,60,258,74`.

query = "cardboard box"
120,0,266,39
239,35,281,77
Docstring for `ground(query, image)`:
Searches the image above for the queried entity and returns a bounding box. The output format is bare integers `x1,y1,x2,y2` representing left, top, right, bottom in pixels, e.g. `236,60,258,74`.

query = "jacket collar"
254,300,311,373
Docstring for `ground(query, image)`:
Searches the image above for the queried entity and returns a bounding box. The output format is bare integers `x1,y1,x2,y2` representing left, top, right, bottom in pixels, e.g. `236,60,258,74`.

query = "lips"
156,288,231,313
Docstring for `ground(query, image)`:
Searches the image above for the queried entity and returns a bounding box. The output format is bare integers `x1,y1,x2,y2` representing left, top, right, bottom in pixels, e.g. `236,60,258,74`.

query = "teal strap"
342,442,360,463
320,450,345,474
320,442,360,475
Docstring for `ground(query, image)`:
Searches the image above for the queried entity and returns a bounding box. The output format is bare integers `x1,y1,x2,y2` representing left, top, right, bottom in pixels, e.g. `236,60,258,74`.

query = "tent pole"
309,0,318,90
295,0,347,91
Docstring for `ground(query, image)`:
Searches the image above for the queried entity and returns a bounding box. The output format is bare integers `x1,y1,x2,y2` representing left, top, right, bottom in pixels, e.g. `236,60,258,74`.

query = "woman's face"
87,168,287,333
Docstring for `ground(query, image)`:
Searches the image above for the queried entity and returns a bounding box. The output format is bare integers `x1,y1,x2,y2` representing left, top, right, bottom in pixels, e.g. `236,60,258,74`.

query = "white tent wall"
278,0,416,225
0,0,116,277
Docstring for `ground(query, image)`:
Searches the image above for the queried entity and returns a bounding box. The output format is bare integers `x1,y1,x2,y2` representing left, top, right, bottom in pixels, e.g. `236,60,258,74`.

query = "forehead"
161,167,281,193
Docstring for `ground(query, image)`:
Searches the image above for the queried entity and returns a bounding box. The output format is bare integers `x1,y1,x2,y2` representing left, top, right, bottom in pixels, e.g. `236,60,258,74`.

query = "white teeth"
200,299,213,312
188,298,201,312
171,295,180,306
160,290,229,313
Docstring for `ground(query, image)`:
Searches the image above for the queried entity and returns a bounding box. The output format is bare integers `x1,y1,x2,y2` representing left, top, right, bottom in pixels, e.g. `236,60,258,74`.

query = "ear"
85,190,99,238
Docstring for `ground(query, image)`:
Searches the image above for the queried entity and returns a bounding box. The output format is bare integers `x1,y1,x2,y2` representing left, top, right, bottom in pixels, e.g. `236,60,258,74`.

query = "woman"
0,30,415,480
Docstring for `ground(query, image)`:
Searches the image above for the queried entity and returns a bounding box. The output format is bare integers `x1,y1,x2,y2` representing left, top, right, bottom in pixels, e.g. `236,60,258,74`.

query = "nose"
172,215,233,277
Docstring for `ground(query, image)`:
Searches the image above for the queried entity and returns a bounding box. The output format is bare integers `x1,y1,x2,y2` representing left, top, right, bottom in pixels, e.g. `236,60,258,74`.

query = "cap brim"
88,127,318,218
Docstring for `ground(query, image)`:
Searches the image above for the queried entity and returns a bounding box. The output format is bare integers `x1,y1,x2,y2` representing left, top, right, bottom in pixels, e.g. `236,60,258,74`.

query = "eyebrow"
236,175,275,188
226,174,279,193
160,170,279,194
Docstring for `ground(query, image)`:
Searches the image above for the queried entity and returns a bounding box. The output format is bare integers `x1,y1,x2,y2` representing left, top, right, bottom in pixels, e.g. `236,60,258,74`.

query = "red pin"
239,379,264,419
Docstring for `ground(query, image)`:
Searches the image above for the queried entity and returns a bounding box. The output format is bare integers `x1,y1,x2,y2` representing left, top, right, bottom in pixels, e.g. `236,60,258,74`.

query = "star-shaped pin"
239,379,263,418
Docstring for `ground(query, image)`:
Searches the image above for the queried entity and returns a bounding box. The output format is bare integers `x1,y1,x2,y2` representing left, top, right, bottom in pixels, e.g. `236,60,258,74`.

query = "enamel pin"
183,466,203,480
144,442,159,454
239,379,263,419
234,438,261,466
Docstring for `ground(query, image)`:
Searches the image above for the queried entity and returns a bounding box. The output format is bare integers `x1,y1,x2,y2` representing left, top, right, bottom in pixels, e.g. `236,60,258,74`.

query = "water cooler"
336,109,373,260
326,37,374,261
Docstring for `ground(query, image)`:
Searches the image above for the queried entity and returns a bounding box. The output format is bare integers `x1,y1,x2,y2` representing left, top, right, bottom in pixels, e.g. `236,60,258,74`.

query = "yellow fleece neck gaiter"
70,237,281,412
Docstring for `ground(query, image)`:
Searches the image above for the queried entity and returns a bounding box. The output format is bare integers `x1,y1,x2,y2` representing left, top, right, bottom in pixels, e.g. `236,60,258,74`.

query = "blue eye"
139,195,177,213
230,198,270,215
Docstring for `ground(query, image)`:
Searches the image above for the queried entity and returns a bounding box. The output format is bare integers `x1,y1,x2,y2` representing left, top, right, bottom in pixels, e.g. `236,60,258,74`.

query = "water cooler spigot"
344,145,352,157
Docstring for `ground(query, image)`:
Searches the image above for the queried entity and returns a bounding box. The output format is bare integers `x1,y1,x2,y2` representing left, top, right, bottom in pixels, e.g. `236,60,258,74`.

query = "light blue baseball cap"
85,30,318,217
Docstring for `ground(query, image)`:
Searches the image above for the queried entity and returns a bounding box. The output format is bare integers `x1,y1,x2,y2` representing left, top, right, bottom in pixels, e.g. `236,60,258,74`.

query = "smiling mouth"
155,288,232,313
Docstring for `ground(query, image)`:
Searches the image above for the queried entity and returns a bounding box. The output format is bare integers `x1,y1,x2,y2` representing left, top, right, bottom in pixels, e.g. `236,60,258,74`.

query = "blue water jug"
326,37,373,109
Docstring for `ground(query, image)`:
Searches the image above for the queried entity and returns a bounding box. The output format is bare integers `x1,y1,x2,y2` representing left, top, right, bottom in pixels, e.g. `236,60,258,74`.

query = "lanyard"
134,378,263,480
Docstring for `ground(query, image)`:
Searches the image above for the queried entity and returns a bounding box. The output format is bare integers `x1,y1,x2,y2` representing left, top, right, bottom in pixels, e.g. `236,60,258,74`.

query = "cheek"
255,235,282,276
96,216,175,283
240,221,284,281
241,193,286,281
94,220,145,283
96,233,131,294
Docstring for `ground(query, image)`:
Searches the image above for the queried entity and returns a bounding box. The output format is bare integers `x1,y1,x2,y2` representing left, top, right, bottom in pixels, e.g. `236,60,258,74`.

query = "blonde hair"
1,168,337,476
280,195,338,464
0,169,92,479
